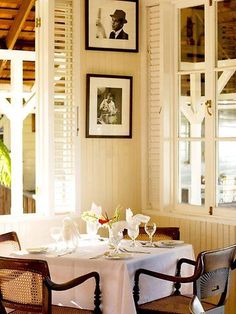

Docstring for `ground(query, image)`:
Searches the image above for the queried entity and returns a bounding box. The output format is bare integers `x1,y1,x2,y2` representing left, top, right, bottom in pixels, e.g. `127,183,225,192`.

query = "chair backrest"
0,256,101,313
0,256,50,313
0,231,21,255
124,226,180,241
194,244,236,307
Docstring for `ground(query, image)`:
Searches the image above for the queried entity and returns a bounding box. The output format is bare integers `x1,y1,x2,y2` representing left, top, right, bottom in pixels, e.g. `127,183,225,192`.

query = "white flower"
81,202,102,223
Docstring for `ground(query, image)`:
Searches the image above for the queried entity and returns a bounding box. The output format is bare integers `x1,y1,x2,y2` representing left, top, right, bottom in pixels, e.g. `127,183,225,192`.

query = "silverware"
120,248,151,254
57,250,75,257
89,253,104,259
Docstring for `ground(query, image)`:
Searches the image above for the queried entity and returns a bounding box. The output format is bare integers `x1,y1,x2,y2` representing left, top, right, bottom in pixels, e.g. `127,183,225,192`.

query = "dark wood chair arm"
45,271,100,291
133,267,201,306
133,267,200,306
135,268,199,285
176,258,196,276
45,271,102,314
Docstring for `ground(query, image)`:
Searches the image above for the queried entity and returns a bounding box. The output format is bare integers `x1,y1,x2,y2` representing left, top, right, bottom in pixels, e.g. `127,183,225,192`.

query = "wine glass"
109,230,123,254
144,222,157,246
50,227,62,252
127,225,139,247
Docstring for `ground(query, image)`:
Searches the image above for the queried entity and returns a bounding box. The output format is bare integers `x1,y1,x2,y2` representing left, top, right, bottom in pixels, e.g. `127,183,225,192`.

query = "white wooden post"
10,58,24,214
0,49,35,215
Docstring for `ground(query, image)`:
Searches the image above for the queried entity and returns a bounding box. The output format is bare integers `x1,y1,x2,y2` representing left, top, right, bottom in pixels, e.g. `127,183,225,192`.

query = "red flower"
98,218,110,225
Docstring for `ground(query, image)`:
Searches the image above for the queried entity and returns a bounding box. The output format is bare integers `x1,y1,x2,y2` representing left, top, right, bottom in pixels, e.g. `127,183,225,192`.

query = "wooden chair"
189,296,205,314
0,231,21,255
133,244,236,313
124,226,180,241
0,256,102,314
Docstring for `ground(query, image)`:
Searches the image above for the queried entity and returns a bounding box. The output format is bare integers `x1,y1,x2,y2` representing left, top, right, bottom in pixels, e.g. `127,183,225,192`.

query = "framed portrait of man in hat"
85,0,138,52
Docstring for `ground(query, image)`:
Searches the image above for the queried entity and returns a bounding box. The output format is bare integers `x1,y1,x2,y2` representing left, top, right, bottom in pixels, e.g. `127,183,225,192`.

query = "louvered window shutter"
147,4,161,209
53,0,76,213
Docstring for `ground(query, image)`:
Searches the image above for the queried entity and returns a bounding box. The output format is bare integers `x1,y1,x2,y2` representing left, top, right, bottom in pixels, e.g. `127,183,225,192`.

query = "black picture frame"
85,0,139,52
86,74,133,138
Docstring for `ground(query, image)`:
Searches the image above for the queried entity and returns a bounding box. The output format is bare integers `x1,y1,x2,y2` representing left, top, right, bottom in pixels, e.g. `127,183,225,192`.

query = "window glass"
217,0,236,61
179,74,205,138
179,141,205,205
217,141,236,207
180,5,205,65
217,70,236,137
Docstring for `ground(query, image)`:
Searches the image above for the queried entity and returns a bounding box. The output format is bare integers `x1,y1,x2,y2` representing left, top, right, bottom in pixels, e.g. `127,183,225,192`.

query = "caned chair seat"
137,295,214,313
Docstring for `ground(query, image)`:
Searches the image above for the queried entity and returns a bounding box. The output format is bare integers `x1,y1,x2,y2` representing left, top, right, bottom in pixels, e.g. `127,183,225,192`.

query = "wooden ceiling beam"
0,19,35,27
6,0,35,49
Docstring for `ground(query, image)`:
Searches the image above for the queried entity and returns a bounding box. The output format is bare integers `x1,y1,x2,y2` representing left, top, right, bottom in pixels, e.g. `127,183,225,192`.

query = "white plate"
104,252,132,260
27,247,48,254
156,240,184,247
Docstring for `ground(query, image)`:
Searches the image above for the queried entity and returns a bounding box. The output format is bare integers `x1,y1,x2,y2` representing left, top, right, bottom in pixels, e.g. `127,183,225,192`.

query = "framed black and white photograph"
85,0,138,52
86,74,132,138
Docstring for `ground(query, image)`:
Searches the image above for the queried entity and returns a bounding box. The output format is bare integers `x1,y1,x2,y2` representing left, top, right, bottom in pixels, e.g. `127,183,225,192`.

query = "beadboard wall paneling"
78,0,141,215
150,214,236,314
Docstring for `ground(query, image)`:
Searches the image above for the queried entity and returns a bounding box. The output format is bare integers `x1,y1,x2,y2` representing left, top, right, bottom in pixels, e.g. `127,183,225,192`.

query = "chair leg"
94,276,102,314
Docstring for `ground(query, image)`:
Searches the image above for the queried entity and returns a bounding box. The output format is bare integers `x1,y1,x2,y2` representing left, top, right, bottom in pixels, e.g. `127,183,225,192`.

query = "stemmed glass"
50,227,62,252
144,222,157,246
109,230,123,254
127,224,139,247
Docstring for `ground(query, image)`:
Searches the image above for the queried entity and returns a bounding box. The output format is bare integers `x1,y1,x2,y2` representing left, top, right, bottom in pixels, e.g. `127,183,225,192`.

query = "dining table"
11,236,195,314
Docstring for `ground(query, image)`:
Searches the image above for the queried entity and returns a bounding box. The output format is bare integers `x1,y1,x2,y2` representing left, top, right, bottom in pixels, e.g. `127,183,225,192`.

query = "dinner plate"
156,240,184,247
104,252,132,260
27,247,48,254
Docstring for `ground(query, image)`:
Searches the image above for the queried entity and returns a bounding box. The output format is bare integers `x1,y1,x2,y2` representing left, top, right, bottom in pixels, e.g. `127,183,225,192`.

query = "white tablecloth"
12,239,195,314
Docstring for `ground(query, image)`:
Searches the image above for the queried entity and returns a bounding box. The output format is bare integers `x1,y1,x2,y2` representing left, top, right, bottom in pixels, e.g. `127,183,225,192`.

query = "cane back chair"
0,231,21,255
124,226,180,241
0,256,102,314
134,244,236,313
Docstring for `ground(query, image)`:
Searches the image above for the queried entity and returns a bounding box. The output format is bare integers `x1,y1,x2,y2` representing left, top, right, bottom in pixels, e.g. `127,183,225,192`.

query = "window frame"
173,0,236,219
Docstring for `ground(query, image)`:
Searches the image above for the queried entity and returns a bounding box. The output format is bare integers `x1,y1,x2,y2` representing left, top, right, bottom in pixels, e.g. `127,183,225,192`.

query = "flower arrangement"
98,206,120,228
81,203,121,229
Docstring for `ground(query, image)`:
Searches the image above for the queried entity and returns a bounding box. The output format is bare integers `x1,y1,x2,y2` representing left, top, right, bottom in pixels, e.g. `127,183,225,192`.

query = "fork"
57,249,75,257
120,248,151,254
89,253,105,259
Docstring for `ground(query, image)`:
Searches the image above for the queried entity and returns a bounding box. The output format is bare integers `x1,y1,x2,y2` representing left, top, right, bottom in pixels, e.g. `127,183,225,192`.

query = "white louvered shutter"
147,4,161,209
53,0,76,213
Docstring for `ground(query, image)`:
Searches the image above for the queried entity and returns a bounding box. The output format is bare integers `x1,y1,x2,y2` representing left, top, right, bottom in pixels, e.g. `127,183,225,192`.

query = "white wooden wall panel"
148,4,161,209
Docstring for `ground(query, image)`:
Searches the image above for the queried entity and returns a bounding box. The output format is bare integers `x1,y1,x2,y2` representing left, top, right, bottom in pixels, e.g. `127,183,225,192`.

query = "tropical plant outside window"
0,139,11,187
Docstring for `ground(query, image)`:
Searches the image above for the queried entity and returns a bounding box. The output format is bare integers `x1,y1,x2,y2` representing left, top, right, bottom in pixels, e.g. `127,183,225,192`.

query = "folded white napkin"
110,221,128,237
126,208,150,227
90,202,102,216
62,217,80,248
